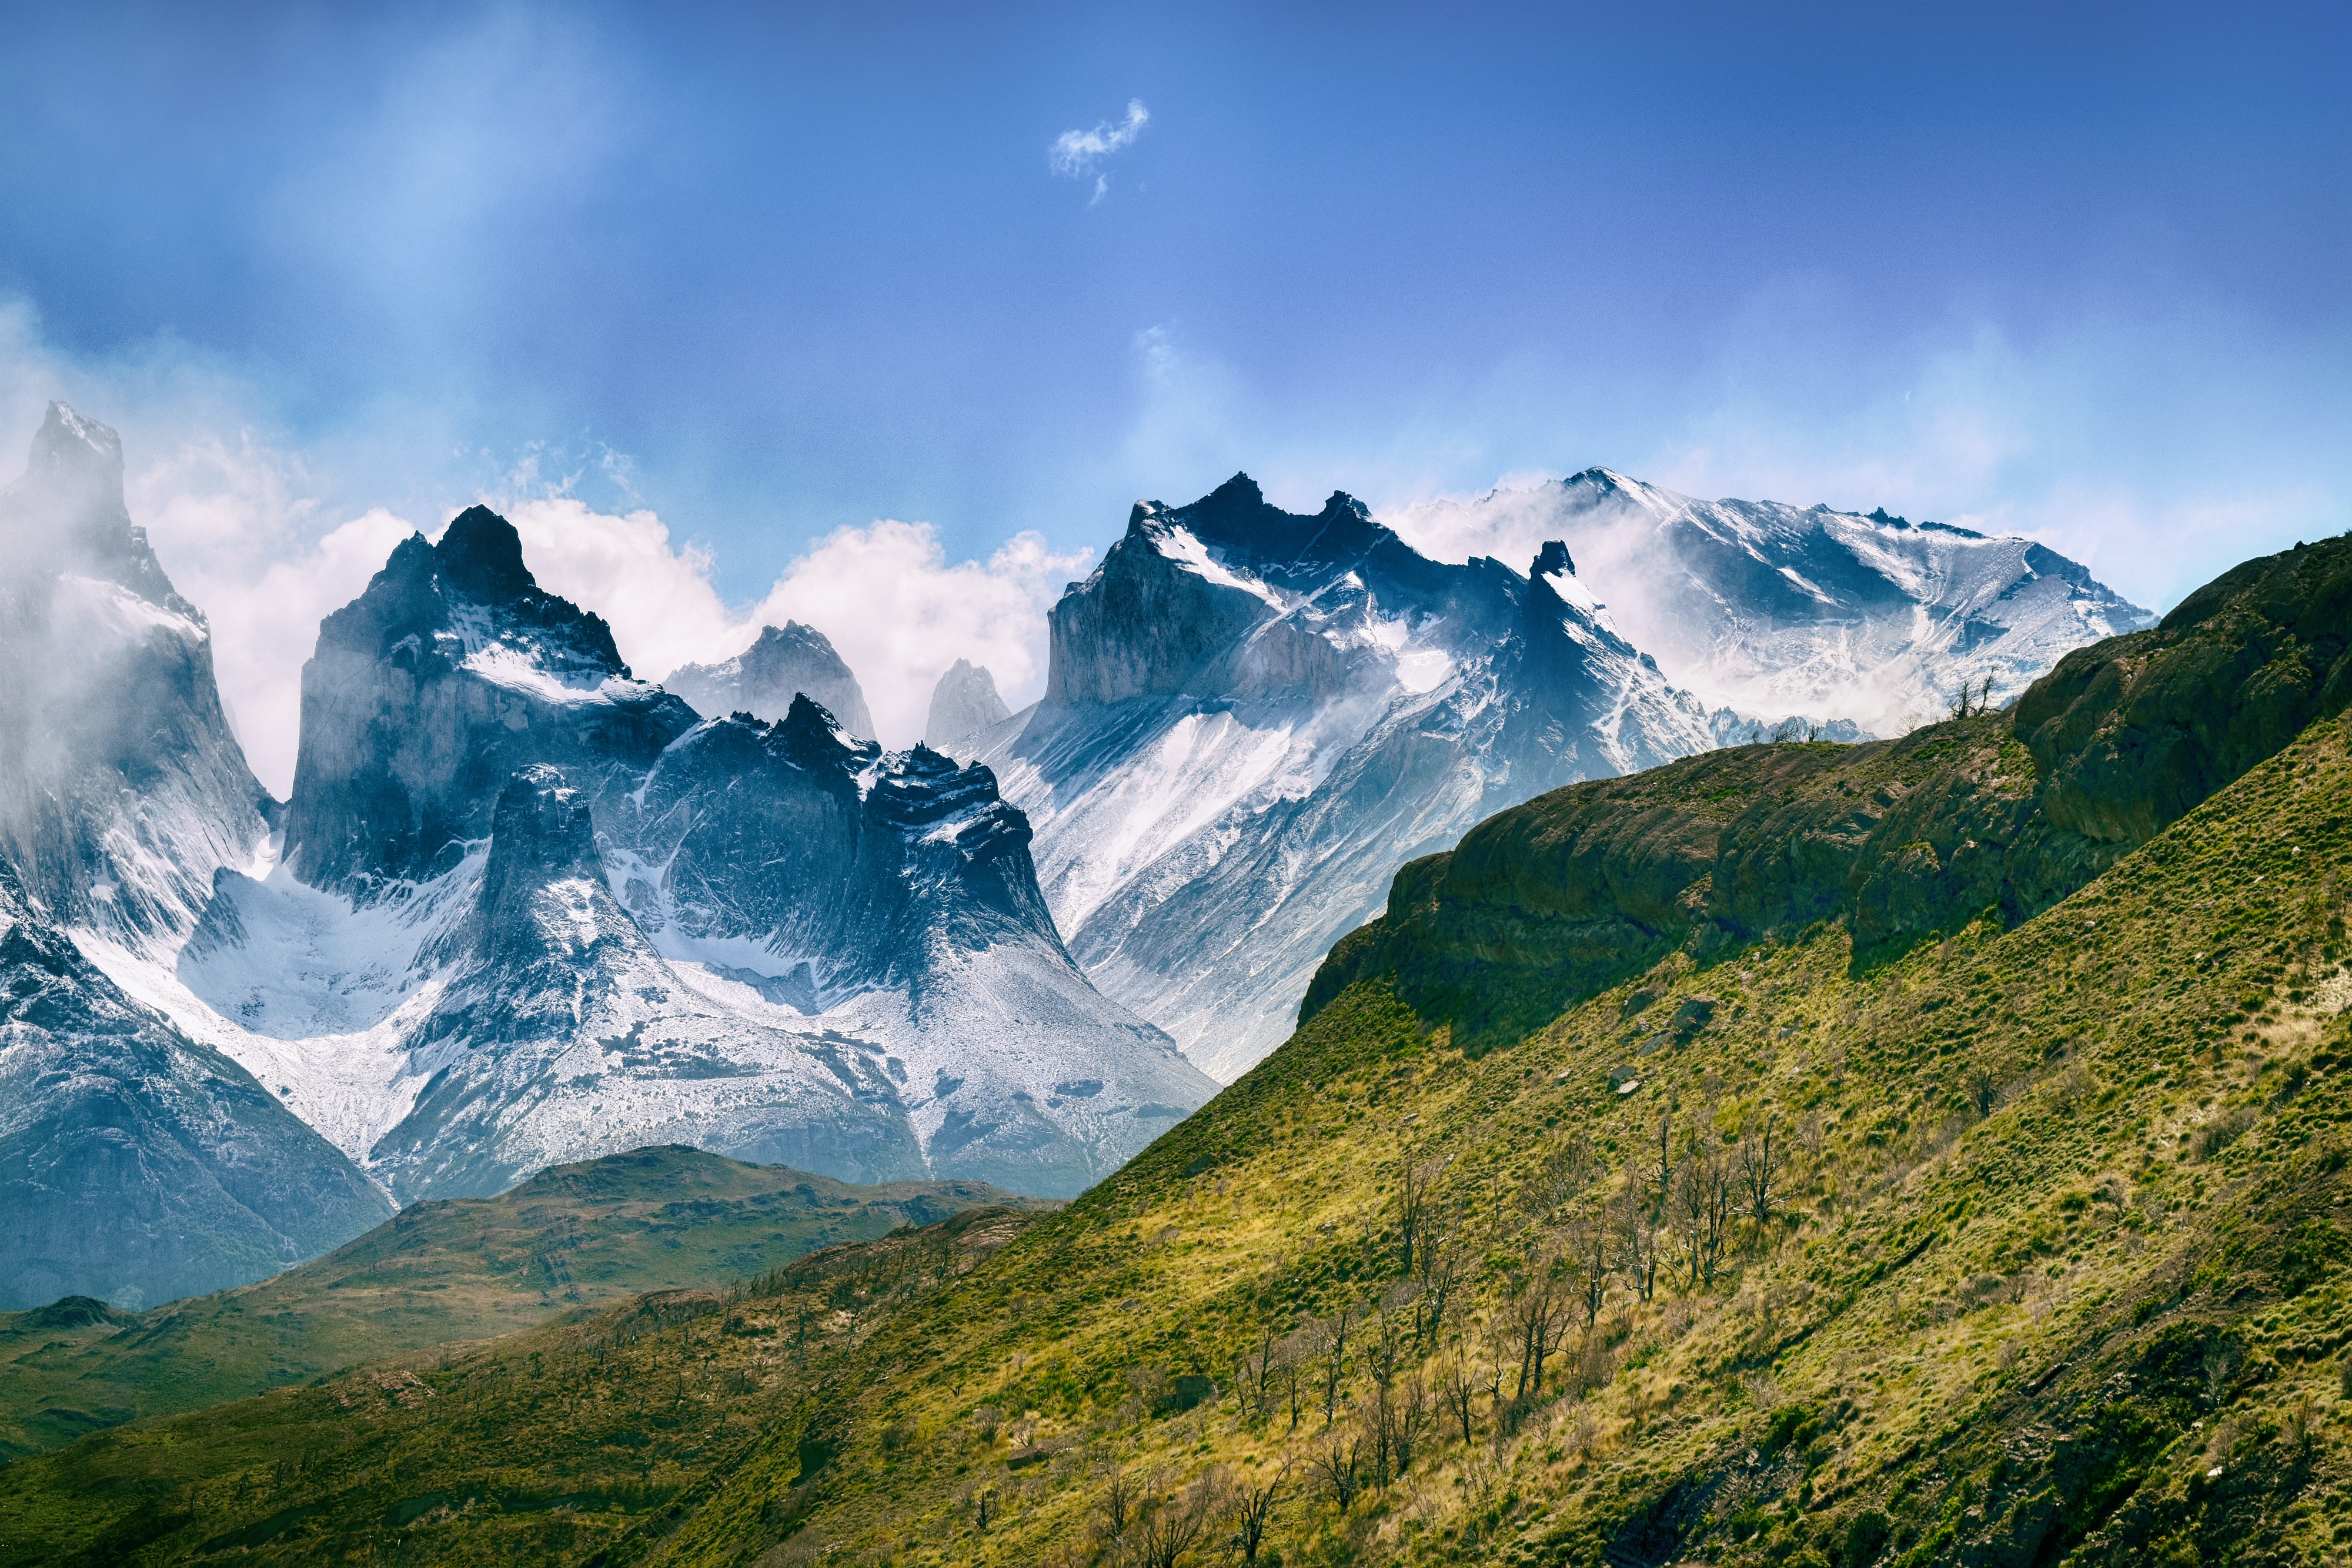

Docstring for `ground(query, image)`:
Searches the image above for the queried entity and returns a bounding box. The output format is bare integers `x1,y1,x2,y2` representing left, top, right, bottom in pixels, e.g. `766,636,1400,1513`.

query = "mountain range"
0,403,2148,1317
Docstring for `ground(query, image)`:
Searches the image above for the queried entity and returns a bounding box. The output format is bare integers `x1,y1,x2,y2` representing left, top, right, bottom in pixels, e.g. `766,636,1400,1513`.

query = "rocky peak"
1533,540,1576,579
773,693,881,777
0,402,185,609
925,658,1011,750
286,514,691,891
664,621,874,736
435,505,540,605
867,746,1031,864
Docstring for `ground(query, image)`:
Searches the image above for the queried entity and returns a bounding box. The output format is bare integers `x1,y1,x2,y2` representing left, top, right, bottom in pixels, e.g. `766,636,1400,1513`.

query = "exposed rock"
664,621,874,738
1397,469,2153,736
283,506,695,892
925,658,1011,751
187,516,1211,1203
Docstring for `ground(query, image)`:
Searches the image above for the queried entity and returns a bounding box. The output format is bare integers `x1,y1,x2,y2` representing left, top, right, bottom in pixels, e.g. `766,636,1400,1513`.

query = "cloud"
1050,98,1148,198
490,499,1087,752
737,522,1089,746
0,301,1089,792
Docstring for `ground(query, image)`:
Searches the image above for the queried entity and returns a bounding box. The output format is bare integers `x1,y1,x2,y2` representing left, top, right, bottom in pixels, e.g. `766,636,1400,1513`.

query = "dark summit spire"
435,506,538,604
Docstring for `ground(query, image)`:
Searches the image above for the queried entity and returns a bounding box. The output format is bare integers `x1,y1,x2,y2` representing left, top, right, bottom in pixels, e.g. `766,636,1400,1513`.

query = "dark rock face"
0,404,271,945
0,404,382,1314
0,874,389,1310
974,473,1715,1079
596,698,1057,998
368,763,928,1202
1305,532,2352,1052
926,659,1011,750
664,621,876,738
283,506,696,893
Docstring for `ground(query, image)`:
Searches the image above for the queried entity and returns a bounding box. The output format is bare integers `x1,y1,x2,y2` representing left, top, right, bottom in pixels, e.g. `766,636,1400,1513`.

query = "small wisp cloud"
1050,99,1148,203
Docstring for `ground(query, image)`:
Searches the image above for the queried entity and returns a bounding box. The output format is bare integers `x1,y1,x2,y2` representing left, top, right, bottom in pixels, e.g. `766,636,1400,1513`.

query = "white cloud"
1050,99,1148,196
498,499,1088,751
737,521,1088,746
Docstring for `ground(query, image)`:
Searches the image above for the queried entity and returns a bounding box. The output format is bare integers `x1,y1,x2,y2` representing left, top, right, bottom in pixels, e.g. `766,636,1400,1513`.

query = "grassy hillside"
0,1145,1045,1460
4,536,2351,1567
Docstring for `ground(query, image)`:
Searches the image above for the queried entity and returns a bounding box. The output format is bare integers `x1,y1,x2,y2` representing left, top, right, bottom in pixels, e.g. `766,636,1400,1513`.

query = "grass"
7,714,2351,1564
0,1144,1047,1461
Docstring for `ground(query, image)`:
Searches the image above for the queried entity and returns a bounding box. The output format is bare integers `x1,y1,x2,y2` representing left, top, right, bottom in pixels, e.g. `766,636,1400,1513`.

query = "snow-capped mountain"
0,404,273,947
664,621,876,738
166,507,1211,1202
926,658,1011,750
958,474,1718,1082
1396,470,2153,737
0,407,389,1310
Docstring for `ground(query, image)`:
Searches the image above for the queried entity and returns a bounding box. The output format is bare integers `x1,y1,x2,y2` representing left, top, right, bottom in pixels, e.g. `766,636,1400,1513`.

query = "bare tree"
1306,1305,1358,1424
1669,1145,1735,1290
1410,1200,1466,1347
1097,1468,1137,1554
1646,1104,1676,1218
1134,1472,1215,1568
1734,1112,1786,1237
1272,1328,1309,1432
1613,1182,1662,1302
1437,1350,1480,1445
1367,1372,1431,1488
1563,1198,1612,1328
1477,1315,1515,1429
1367,1290,1412,1394
1505,1255,1576,1409
1309,1425,1365,1512
1397,1153,1448,1277
1528,1132,1600,1220
1225,1459,1291,1564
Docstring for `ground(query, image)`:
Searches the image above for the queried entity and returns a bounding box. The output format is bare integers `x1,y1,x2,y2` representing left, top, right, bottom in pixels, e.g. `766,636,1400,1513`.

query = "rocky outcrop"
283,506,696,893
926,659,1011,750
2018,536,2352,844
0,870,389,1310
1304,531,2352,1052
0,404,272,947
664,621,874,738
973,473,1717,1079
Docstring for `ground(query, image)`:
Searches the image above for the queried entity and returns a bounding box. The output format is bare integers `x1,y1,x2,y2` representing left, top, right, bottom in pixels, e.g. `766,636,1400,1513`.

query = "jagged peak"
774,691,880,772
1533,540,1576,579
1205,472,1263,507
435,505,538,604
31,401,124,477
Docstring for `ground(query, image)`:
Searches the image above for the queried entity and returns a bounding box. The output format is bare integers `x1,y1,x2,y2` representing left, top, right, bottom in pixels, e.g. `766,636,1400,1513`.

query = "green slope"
4,534,2352,1568
0,1144,1046,1460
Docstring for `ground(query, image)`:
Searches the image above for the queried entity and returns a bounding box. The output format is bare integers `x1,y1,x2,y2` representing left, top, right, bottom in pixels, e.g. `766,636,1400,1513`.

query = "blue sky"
1,2,2347,777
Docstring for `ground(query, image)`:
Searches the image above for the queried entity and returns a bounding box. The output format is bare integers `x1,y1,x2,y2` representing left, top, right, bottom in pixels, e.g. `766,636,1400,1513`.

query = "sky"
1,1,2346,790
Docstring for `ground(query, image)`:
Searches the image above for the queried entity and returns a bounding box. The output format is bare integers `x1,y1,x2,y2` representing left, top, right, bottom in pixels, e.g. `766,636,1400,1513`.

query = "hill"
1,533,2347,1567
0,1145,1045,1460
